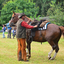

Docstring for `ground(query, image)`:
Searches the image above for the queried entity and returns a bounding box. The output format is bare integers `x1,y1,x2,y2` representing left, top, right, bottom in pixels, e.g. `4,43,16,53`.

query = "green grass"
0,34,64,64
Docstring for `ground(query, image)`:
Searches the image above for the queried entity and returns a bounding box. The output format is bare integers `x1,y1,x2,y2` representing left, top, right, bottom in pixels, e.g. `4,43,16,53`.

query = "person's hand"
28,18,32,22
27,19,32,24
25,16,32,21
34,25,37,28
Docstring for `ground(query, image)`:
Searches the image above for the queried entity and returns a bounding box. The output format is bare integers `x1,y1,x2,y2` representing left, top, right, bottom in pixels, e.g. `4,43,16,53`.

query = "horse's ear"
13,11,16,15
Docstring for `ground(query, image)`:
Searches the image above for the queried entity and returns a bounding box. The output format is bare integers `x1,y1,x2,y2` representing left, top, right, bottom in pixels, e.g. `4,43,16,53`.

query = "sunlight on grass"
0,34,64,64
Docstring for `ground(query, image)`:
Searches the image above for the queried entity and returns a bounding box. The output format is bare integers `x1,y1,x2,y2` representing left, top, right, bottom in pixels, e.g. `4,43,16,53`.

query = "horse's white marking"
50,52,57,60
26,48,29,56
48,49,53,58
26,48,28,53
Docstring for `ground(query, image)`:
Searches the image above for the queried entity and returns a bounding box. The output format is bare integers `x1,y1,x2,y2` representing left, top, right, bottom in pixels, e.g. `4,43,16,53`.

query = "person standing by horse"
6,22,12,38
16,13,37,61
12,27,16,39
2,25,6,38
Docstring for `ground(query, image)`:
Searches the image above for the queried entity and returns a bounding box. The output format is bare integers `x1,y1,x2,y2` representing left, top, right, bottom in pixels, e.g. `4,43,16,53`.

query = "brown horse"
9,12,63,60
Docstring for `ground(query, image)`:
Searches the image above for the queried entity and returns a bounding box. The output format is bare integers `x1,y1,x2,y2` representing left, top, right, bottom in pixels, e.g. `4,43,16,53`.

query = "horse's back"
45,24,61,41
47,24,59,32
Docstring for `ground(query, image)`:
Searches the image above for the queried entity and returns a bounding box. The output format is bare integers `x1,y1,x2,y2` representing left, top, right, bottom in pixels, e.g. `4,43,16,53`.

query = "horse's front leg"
26,42,31,59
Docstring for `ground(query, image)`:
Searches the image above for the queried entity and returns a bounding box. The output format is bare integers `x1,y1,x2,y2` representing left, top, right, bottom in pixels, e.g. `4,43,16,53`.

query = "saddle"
29,19,50,41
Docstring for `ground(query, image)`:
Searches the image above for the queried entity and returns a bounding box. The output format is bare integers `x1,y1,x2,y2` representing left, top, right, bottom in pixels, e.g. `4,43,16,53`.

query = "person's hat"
18,13,26,18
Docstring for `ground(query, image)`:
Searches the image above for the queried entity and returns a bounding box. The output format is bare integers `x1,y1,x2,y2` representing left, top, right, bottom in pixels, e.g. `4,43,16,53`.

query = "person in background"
12,27,16,39
2,25,6,38
16,13,37,61
6,22,12,38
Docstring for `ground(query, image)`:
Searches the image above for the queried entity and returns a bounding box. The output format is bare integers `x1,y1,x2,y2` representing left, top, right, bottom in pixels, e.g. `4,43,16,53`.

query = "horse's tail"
59,26,64,37
59,26,64,32
59,28,62,37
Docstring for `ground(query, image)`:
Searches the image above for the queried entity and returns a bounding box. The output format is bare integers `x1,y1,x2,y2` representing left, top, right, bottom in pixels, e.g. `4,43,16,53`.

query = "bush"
1,0,39,24
47,1,64,26
0,27,2,30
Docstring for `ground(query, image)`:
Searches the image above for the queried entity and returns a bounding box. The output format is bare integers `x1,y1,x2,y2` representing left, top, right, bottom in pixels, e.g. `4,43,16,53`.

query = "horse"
9,12,63,60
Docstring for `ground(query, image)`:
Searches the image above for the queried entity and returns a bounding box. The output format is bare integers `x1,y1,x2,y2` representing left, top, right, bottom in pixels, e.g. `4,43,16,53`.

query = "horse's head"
9,11,19,26
9,11,31,26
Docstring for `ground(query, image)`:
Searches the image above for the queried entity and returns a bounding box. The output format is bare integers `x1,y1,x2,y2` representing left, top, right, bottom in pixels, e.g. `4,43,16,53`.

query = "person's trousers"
7,29,11,38
17,38,27,61
3,32,5,38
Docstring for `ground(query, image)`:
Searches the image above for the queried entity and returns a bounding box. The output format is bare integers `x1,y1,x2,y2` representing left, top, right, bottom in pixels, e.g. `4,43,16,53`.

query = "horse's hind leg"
48,40,59,60
50,44,59,60
48,41,57,60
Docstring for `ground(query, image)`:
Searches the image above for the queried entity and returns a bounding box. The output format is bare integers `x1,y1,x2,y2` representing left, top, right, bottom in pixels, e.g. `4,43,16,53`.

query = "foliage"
0,0,39,25
0,27,2,30
32,0,56,16
47,1,64,26
0,0,64,25
0,0,10,16
31,0,64,17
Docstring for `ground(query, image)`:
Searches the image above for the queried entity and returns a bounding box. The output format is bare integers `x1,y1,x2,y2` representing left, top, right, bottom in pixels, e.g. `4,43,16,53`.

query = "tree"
47,1,64,26
31,0,64,17
0,0,39,25
31,0,54,16
0,0,10,16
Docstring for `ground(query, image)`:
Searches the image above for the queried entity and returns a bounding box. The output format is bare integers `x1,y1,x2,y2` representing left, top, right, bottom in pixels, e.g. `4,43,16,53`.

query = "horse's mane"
31,19,47,26
31,19,39,26
40,19,46,22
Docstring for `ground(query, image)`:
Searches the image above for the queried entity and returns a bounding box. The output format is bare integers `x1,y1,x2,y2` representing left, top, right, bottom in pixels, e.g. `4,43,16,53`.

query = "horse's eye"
11,17,14,20
12,17,14,19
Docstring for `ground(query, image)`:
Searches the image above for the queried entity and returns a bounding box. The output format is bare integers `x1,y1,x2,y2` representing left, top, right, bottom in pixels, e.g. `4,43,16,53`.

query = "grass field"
0,33,64,64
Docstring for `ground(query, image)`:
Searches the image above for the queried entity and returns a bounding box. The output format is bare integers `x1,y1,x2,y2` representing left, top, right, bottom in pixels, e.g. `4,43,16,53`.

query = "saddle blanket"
38,22,50,30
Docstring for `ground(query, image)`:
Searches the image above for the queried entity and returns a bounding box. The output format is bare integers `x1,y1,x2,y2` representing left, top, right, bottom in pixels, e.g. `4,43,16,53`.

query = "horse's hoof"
28,56,31,59
48,57,51,60
27,54,29,57
27,54,31,59
49,58,54,60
